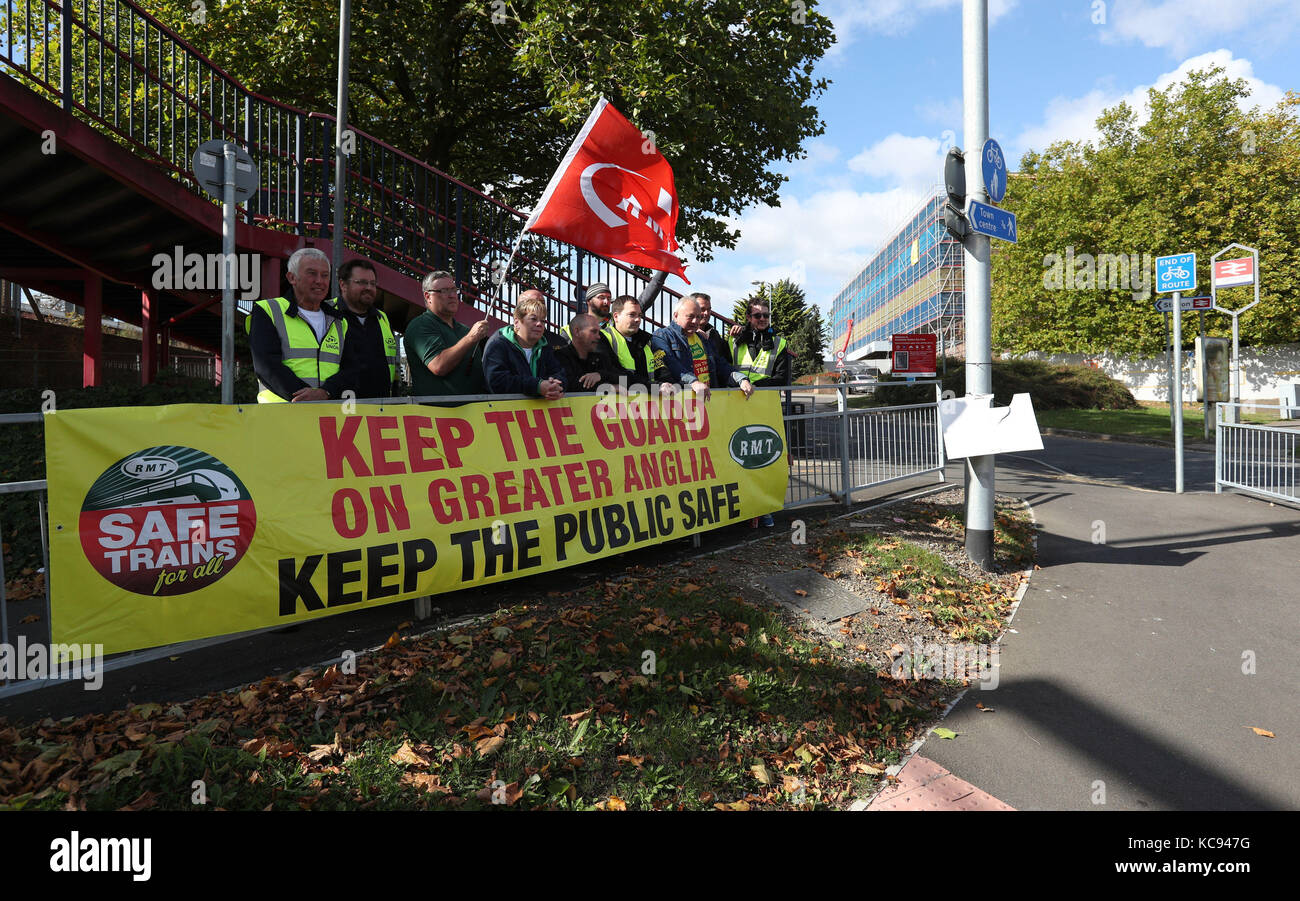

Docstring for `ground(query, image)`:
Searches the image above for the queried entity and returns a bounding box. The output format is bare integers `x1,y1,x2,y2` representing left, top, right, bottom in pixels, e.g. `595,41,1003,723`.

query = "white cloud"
1011,49,1287,160
848,133,949,190
822,0,1017,54
916,96,964,127
675,185,933,311
1102,0,1298,57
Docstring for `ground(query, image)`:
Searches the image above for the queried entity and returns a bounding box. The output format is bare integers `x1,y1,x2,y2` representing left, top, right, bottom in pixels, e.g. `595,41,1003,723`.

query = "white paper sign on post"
940,393,1044,458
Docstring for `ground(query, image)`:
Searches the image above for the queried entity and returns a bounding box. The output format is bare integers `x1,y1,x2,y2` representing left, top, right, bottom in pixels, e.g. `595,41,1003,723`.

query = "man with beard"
333,259,398,398
557,281,612,344
554,313,622,392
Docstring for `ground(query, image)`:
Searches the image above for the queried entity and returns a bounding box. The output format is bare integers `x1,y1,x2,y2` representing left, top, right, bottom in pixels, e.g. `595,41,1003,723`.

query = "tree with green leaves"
994,68,1300,356
735,278,826,379
146,0,836,262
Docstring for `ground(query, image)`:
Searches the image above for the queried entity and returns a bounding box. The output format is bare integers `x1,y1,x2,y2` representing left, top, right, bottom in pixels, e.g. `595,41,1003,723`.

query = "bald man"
651,296,753,400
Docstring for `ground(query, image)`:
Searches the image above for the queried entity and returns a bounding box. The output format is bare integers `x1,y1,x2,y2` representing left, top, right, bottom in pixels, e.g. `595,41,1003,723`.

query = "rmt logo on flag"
525,98,688,281
1213,256,1255,288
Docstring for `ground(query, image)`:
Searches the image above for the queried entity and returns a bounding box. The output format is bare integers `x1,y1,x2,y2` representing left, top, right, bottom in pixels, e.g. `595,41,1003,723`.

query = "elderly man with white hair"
650,295,753,401
246,247,361,403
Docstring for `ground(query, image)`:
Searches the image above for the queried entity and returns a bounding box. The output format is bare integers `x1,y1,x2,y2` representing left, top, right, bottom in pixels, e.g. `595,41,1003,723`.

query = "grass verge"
0,503,1034,812
1036,404,1274,439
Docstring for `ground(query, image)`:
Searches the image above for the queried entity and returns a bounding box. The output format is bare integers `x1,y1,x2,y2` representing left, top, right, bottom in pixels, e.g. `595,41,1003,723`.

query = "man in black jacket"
689,292,733,366
555,314,622,392
246,247,362,402
333,259,398,399
602,295,671,390
729,300,792,388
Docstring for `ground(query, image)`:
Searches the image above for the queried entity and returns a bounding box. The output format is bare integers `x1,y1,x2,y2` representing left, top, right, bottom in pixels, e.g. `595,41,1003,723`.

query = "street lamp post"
332,0,352,297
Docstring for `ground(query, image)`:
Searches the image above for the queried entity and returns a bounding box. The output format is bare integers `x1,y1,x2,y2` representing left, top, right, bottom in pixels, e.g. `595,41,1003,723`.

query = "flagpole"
490,226,528,319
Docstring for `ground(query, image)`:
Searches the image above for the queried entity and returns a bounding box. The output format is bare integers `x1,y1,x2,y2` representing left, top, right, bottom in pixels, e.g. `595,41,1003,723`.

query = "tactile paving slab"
868,755,1015,811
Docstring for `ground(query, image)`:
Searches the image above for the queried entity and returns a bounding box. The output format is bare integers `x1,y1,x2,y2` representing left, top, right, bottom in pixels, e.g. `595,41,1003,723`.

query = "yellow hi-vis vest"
375,308,398,383
730,334,788,384
603,324,653,373
560,314,611,342
245,297,348,403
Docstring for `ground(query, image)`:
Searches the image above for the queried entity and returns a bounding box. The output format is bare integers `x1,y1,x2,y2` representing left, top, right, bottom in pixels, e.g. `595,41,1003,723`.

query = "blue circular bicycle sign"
981,138,1006,204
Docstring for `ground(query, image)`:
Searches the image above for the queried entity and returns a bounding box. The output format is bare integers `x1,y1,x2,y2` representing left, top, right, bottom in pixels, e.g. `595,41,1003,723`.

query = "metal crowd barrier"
1216,402,1299,506
0,384,946,696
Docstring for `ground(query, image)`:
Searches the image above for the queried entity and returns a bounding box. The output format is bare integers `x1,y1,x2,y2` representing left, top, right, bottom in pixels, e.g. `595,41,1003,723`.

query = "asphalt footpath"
921,435,1300,810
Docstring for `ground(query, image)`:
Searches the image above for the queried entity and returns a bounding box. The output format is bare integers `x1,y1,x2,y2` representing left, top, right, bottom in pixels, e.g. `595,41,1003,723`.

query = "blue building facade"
828,192,964,366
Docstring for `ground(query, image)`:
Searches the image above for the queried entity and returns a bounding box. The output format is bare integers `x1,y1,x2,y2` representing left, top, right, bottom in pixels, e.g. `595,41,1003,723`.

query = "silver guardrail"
1216,402,1299,505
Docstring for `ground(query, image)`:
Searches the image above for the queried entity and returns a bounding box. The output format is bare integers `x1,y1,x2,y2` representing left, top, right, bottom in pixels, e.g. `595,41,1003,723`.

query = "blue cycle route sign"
1155,252,1196,293
967,199,1017,243
981,138,1007,204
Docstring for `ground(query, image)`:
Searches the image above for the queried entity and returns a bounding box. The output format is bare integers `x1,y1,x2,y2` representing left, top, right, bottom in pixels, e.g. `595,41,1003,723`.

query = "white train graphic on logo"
105,469,241,508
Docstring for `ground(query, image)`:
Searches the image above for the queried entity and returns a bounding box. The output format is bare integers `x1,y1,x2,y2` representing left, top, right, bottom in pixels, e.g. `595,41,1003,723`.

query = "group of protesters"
249,247,793,410
248,248,793,527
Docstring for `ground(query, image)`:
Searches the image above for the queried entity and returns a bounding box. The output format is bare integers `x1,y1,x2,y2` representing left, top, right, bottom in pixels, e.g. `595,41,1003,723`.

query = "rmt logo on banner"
79,447,257,596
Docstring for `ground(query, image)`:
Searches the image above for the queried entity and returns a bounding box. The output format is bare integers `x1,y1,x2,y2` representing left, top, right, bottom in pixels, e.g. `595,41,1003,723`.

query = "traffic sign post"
191,140,259,405
1155,252,1197,494
1210,243,1260,421
966,199,1017,243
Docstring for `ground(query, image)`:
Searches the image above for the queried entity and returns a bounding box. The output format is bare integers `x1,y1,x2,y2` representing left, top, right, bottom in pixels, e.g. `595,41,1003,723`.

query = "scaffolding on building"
829,189,965,364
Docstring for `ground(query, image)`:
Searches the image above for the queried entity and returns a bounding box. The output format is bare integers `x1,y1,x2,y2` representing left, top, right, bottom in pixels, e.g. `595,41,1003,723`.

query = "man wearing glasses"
335,259,398,399
728,301,791,389
403,270,494,398
729,300,789,528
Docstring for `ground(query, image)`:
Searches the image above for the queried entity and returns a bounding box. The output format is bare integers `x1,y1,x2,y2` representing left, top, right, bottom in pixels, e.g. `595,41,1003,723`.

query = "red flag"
524,98,688,281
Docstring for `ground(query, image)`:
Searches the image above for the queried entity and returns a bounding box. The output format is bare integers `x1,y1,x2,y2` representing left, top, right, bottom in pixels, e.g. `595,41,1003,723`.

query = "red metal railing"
0,0,686,329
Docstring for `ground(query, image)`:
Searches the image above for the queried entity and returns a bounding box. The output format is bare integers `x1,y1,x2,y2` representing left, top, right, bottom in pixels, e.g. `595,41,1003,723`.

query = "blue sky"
666,0,1298,319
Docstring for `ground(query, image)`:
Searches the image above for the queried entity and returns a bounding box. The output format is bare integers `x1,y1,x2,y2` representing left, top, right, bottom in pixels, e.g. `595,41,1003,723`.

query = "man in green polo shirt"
404,270,494,397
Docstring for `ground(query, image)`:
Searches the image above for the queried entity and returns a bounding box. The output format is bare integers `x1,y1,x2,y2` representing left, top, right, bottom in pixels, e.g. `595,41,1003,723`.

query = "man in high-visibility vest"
729,299,790,528
557,281,612,344
729,299,791,389
334,258,398,399
600,295,670,390
246,247,360,403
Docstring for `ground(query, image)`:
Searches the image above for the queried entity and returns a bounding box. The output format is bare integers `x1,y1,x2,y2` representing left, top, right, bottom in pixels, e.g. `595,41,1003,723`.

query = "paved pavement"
919,436,1300,810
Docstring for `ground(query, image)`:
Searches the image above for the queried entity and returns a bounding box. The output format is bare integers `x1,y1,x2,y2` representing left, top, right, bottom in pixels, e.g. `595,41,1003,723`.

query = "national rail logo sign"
78,446,257,596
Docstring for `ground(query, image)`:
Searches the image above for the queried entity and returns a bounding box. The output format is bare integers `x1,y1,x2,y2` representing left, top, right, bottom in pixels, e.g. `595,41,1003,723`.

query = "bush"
872,358,1139,410
793,371,842,386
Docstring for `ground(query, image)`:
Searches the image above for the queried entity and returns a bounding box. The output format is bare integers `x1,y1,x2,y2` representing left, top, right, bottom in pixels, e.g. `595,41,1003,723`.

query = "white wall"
1015,343,1300,404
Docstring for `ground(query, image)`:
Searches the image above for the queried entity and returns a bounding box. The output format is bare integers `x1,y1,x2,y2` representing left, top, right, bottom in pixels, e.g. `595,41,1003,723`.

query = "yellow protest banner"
46,391,787,654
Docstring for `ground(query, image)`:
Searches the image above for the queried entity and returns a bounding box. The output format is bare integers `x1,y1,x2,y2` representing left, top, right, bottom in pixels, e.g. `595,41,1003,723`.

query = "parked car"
847,373,877,394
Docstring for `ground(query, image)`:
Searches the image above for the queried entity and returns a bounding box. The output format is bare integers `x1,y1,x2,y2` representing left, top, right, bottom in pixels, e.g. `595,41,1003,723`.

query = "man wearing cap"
557,281,612,343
